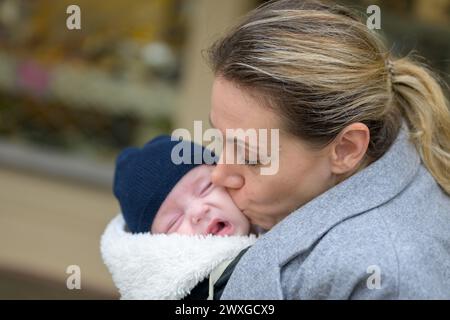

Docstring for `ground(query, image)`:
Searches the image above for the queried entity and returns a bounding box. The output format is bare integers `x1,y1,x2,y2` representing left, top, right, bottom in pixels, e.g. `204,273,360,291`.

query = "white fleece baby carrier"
100,215,257,300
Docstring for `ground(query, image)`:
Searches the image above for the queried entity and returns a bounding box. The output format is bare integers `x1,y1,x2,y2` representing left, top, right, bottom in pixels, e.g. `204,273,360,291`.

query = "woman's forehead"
211,80,280,132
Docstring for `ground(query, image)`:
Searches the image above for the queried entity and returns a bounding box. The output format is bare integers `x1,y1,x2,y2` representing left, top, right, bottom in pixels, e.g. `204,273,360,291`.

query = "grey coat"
221,121,450,299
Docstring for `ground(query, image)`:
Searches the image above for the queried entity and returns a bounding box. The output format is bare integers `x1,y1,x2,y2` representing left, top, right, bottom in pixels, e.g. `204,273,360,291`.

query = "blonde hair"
207,0,450,195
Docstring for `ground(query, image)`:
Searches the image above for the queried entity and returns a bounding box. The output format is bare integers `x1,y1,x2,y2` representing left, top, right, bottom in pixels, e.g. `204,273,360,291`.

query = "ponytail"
391,56,450,195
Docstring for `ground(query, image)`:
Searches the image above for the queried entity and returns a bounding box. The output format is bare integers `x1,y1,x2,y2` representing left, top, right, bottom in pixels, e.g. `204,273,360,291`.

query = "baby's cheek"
174,221,195,235
209,188,230,205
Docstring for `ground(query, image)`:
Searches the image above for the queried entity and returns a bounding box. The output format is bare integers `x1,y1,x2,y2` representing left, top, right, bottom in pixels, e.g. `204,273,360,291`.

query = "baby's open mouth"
206,219,234,236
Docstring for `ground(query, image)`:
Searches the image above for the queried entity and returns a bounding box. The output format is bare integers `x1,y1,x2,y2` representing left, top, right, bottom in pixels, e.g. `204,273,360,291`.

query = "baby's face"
151,164,250,236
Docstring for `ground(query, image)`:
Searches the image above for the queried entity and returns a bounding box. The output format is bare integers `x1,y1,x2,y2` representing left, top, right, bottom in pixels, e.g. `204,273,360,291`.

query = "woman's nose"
211,162,244,189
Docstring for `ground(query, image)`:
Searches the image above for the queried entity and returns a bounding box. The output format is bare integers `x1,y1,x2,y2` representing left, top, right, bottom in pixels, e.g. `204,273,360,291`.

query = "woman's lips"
206,218,234,236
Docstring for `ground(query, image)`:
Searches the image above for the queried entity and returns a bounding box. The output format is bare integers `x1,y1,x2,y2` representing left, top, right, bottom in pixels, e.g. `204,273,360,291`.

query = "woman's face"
151,164,250,236
210,77,338,230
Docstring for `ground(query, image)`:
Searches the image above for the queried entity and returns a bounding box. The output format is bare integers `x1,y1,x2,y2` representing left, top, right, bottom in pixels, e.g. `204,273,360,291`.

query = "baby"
101,135,257,300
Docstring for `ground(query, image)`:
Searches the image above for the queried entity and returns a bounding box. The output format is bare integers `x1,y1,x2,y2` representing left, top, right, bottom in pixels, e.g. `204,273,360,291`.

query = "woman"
206,0,450,299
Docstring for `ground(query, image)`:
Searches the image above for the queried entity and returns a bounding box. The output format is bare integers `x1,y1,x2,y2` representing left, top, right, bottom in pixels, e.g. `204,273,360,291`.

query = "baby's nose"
188,203,209,224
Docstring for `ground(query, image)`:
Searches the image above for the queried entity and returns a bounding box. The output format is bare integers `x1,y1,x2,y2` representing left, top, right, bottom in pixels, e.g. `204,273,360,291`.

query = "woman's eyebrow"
209,113,257,152
225,136,260,155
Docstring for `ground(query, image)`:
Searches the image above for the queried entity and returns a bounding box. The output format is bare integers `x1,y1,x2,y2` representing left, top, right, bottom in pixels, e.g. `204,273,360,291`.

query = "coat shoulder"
282,185,450,299
281,209,400,299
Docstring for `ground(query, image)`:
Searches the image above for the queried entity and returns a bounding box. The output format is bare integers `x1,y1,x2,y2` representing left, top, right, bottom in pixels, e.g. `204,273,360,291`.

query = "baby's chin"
226,220,251,236
229,212,251,236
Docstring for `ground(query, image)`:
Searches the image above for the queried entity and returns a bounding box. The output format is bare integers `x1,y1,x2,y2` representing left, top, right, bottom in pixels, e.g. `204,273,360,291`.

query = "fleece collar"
100,215,257,299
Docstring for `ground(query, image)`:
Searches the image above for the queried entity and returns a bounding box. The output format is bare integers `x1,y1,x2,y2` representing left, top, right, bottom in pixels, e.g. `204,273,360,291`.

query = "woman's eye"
244,158,259,166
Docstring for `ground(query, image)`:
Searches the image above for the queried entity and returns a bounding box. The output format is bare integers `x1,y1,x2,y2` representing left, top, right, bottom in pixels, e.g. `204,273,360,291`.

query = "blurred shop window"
256,0,450,87
343,0,450,85
1,0,448,176
0,0,188,167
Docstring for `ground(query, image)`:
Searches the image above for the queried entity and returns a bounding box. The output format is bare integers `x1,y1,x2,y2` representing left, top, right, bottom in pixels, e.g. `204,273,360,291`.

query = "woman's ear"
330,122,370,175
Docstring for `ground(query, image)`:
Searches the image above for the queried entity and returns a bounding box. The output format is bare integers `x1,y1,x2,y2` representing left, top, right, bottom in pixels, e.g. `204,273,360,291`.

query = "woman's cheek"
249,175,275,201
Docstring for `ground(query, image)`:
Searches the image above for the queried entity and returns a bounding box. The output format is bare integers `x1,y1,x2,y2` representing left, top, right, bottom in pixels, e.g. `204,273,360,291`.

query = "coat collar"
258,120,421,266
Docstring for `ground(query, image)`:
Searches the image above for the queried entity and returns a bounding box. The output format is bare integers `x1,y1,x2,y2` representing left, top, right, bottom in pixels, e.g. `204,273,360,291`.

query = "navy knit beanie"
113,135,217,234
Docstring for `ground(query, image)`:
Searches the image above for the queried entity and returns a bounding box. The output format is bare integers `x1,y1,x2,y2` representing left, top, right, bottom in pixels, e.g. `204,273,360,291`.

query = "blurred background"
0,0,448,299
